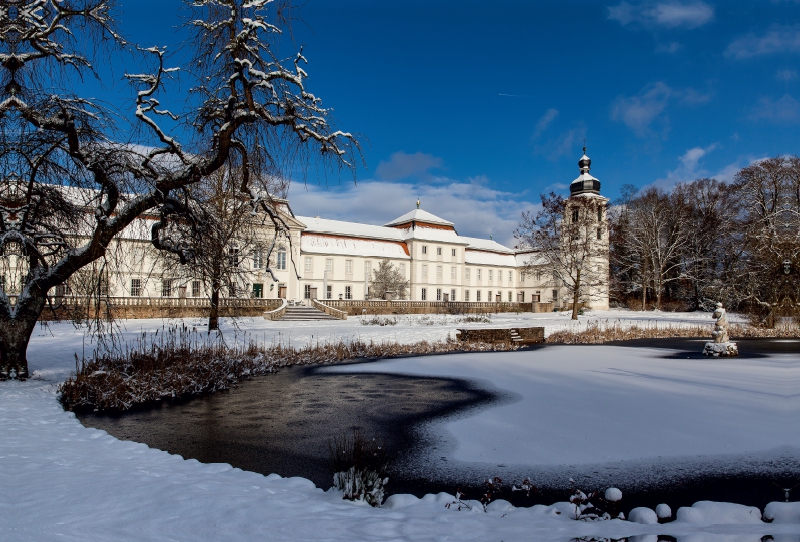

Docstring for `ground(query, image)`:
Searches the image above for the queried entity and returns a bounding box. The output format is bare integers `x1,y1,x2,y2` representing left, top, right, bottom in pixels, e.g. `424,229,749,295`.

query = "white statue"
703,302,738,357
711,302,729,343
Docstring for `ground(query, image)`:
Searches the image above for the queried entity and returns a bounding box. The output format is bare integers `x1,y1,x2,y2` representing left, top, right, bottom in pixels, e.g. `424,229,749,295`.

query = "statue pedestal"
703,342,739,357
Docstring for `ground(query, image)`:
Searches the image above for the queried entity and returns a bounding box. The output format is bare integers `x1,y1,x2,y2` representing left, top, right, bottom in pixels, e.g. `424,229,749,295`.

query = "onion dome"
570,147,601,196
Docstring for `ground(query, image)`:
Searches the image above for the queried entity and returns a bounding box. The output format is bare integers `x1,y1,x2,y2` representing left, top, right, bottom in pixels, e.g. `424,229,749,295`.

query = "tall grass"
546,319,800,344
58,325,519,411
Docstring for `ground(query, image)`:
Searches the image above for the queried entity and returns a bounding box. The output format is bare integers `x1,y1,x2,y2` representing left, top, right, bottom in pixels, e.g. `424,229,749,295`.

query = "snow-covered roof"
301,234,410,259
297,216,405,242
383,208,454,228
461,237,514,254
464,250,517,267
515,251,547,267
571,171,600,186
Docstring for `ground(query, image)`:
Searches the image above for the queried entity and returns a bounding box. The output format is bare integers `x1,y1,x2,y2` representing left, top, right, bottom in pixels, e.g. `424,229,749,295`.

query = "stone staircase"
279,305,339,321
509,329,524,345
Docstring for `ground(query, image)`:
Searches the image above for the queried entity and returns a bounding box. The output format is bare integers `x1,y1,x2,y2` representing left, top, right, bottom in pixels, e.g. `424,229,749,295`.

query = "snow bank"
675,501,763,524
764,502,800,524
629,507,659,524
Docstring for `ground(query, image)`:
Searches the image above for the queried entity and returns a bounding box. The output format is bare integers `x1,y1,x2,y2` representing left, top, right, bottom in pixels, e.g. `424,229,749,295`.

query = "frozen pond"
78,338,800,511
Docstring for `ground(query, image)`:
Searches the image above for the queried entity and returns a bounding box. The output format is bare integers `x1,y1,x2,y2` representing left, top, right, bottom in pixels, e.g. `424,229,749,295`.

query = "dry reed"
546,318,800,344
58,325,518,411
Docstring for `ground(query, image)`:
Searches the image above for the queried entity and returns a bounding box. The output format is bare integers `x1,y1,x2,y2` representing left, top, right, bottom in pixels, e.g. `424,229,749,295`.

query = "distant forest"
607,156,799,324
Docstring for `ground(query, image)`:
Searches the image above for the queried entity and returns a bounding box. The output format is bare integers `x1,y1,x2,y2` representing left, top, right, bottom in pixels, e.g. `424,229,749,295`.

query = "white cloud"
656,41,683,53
287,178,540,248
749,94,800,124
610,82,711,137
608,1,714,29
651,144,718,189
533,108,559,138
610,82,673,136
534,126,588,160
726,24,800,59
374,151,443,181
777,69,799,81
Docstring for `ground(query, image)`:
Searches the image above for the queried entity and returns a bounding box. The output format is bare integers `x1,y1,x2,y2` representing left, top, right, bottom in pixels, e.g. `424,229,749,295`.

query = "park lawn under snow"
3,310,800,541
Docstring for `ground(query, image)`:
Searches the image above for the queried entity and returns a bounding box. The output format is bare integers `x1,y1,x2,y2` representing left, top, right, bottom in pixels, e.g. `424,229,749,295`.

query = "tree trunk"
571,269,581,320
641,263,648,311
0,294,47,380
208,285,220,331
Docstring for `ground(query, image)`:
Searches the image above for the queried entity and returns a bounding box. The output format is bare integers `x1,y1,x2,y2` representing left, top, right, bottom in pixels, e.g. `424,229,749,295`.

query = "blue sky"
93,0,800,244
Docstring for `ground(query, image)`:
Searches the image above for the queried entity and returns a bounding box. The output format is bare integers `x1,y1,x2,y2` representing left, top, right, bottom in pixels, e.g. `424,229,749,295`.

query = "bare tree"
370,259,409,300
0,0,359,379
517,193,608,320
730,156,800,324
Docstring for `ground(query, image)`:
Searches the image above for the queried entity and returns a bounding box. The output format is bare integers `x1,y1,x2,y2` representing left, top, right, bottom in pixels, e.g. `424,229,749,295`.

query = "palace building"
52,151,610,312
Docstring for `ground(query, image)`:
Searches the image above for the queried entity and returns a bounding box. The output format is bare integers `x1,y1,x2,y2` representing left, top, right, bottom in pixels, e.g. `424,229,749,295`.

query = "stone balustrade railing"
312,299,349,320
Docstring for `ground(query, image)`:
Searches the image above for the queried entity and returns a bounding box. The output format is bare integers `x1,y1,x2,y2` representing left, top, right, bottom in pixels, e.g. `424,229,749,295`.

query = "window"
421,288,427,301
436,288,442,301
437,247,442,256
399,263,405,276
509,271,513,283
508,291,512,302
365,261,371,276
465,268,471,280
436,266,442,279
304,257,313,273
325,258,333,273
451,289,456,301
536,269,542,281
345,259,353,275
422,265,428,278
572,209,579,223
161,279,172,297
477,269,482,281
476,290,481,302
451,267,456,279
451,248,456,257
552,289,559,301
498,270,502,284
276,249,287,270
304,284,312,299
345,286,352,300
252,283,264,298
488,270,493,282
598,207,603,222
464,290,470,302
228,282,238,297
131,278,142,297
191,280,201,297
228,247,240,267
597,227,603,240
252,250,264,269
326,285,332,299
520,273,525,283
422,245,428,255
488,290,493,301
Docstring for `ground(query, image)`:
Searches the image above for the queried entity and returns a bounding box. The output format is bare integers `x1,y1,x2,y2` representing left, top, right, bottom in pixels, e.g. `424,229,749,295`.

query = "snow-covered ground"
4,310,800,541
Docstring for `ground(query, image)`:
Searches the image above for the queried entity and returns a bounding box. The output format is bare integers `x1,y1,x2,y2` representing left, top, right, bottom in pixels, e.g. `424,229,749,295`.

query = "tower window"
572,209,579,223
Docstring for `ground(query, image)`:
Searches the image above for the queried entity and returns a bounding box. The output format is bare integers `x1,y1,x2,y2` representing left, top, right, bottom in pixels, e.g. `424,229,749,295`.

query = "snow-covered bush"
330,430,388,507
568,480,624,521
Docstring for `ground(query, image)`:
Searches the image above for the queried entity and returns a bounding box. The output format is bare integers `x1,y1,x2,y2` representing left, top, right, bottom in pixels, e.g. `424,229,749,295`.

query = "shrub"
330,430,388,507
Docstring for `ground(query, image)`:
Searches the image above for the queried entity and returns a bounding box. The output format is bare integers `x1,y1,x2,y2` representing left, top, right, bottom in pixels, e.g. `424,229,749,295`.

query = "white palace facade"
85,151,610,311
